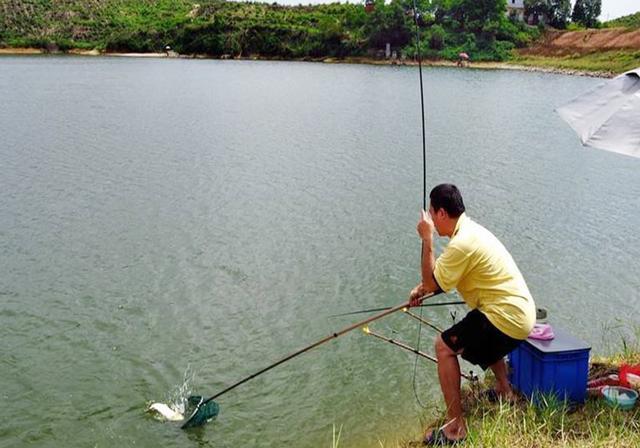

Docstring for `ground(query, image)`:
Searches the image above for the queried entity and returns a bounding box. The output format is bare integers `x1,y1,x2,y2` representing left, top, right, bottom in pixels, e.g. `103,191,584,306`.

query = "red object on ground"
587,374,620,388
619,364,640,388
587,374,620,397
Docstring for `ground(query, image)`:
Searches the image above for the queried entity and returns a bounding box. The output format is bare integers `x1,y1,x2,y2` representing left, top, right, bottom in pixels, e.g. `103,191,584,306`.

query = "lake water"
1,57,639,448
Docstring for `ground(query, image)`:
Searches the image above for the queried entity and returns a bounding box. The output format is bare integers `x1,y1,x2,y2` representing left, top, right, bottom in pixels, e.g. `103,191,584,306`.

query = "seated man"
410,184,535,445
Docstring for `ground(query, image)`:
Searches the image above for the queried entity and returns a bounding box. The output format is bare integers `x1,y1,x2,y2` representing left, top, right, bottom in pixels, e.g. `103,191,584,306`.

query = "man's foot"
481,388,518,403
423,427,466,446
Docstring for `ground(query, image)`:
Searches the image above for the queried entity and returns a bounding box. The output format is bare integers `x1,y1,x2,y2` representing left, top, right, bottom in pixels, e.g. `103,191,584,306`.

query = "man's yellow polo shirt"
433,213,536,340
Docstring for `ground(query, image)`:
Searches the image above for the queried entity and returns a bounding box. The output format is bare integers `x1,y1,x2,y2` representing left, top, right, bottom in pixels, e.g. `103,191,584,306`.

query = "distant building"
506,0,525,21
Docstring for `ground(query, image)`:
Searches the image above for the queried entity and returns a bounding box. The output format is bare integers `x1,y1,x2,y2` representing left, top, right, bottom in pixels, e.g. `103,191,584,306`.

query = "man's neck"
443,216,460,238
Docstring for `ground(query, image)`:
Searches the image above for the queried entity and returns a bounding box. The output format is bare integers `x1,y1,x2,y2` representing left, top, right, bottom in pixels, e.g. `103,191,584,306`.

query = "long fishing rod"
412,0,427,208
327,300,465,318
411,0,430,409
179,291,442,429
363,327,475,381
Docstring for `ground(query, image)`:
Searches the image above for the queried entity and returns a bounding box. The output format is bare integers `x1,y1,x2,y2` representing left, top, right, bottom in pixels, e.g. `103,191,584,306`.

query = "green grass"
332,423,343,448
446,388,640,447
509,50,640,75
403,331,640,448
325,332,640,448
604,12,640,29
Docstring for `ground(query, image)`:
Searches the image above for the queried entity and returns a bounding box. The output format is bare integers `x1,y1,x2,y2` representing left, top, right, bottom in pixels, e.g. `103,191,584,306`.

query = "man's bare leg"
489,357,516,401
425,335,466,442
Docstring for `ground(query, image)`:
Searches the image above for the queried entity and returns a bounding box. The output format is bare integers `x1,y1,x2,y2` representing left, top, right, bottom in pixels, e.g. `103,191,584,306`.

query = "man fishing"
409,183,536,445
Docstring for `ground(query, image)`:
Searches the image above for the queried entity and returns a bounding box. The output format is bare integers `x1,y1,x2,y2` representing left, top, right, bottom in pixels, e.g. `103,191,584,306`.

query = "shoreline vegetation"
401,341,640,448
0,47,620,78
2,1,637,78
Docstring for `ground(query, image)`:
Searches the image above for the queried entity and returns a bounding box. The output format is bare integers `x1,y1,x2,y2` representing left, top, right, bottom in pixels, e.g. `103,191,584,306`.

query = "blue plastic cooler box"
509,326,591,403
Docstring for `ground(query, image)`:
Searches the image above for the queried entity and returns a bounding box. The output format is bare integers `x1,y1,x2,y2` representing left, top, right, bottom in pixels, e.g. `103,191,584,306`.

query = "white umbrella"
557,68,640,158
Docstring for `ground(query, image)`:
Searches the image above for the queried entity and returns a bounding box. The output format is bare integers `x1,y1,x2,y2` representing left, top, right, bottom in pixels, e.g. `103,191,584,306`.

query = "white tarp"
557,68,640,158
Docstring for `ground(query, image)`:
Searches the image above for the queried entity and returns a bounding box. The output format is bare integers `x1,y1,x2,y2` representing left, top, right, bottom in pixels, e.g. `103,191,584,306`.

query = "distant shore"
0,47,616,78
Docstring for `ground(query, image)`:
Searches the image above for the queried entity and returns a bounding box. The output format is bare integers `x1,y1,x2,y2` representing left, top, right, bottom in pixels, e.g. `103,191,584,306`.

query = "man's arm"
409,210,442,306
420,238,440,293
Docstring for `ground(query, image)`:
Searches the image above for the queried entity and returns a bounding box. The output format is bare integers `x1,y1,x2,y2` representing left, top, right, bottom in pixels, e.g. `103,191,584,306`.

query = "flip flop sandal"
423,427,466,446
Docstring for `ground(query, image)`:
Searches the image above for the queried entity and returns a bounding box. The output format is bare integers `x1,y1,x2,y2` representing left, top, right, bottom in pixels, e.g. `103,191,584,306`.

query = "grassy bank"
2,1,637,76
0,0,539,62
510,50,640,76
431,384,640,447
405,339,640,447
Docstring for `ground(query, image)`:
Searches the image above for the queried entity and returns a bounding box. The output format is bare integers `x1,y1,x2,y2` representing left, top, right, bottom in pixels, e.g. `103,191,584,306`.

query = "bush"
513,31,533,47
493,40,516,60
105,29,166,52
566,22,586,31
439,46,465,61
174,22,227,55
428,24,446,50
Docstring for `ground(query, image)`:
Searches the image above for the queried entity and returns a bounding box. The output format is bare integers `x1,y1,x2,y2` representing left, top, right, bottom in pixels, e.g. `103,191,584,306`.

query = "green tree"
547,0,571,28
572,0,586,24
572,0,600,28
524,0,547,21
428,24,446,49
583,0,601,28
460,0,506,31
364,0,411,49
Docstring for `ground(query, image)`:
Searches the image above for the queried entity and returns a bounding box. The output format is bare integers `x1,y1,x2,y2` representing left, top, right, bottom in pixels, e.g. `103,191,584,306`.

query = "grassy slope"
604,12,640,29
510,50,640,75
451,388,640,447
509,25,640,75
0,0,192,48
401,348,640,448
0,0,365,55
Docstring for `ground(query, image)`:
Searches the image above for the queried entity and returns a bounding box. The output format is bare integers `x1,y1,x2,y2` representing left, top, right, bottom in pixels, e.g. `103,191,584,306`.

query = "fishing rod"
176,291,442,429
412,0,427,209
410,0,431,409
327,300,465,318
363,326,476,381
403,308,443,333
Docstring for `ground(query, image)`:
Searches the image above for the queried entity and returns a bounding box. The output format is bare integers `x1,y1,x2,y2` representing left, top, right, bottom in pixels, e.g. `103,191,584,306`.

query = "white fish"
148,402,184,421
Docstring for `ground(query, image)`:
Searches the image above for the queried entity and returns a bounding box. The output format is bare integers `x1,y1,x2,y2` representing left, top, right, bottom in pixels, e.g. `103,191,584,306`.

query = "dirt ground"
520,27,640,57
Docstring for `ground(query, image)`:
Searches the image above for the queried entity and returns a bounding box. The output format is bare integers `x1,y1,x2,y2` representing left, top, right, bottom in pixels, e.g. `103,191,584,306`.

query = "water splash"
170,364,197,414
148,364,197,421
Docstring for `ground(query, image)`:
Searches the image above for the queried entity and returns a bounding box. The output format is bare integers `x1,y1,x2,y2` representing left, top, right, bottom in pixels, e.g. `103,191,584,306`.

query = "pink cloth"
529,323,555,340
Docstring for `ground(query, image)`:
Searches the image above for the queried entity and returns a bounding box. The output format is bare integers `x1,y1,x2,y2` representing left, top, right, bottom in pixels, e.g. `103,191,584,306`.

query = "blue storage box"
509,326,591,403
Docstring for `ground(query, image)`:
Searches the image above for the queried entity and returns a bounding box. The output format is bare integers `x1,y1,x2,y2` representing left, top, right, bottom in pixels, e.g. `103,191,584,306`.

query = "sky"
267,0,638,21
598,0,638,21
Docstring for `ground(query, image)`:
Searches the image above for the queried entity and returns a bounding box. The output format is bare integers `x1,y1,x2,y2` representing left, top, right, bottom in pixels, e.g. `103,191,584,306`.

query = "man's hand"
409,283,426,307
417,209,434,241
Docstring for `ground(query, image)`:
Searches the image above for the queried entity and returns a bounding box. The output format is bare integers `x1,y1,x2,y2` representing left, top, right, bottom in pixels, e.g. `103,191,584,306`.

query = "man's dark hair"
429,184,465,218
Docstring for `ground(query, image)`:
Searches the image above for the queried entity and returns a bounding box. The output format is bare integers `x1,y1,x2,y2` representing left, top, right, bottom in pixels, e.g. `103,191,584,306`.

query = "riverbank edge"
0,47,617,78
405,353,640,448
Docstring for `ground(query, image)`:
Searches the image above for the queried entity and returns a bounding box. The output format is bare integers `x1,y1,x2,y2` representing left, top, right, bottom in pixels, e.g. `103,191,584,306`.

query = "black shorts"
441,309,523,370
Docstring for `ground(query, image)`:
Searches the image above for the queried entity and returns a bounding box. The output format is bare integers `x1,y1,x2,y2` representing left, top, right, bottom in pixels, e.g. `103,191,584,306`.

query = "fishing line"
410,0,430,410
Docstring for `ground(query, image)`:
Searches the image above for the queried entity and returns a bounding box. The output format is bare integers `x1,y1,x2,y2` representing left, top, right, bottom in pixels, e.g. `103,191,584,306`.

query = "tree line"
523,0,602,29
0,0,603,61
